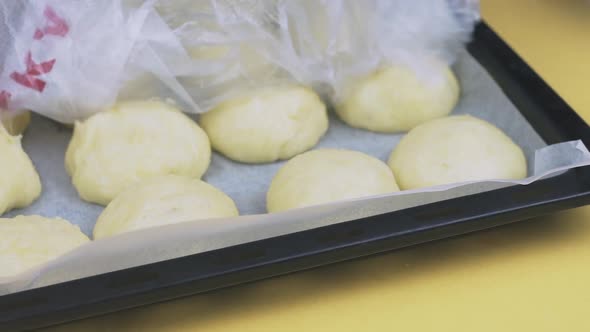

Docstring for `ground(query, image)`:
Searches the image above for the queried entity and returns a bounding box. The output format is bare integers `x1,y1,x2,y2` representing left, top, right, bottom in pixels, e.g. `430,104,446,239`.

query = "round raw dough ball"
0,126,41,216
388,115,527,190
94,175,238,239
65,100,211,206
200,86,329,163
335,59,460,133
151,0,278,105
0,215,89,278
179,44,278,103
1,111,31,136
119,44,277,106
267,149,399,213
188,44,273,79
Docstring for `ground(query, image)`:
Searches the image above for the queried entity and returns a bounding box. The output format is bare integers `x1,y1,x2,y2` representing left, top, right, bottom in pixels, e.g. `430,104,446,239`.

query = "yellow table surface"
47,1,590,331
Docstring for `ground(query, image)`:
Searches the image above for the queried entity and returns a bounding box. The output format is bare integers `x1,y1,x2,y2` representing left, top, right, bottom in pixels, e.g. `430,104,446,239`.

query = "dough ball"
1,111,31,136
152,0,277,103
65,100,211,206
120,44,277,106
200,86,329,163
287,1,353,60
190,44,273,78
0,215,89,278
388,115,527,190
267,149,399,213
94,175,238,239
0,126,41,216
179,43,278,105
187,43,276,82
335,59,460,133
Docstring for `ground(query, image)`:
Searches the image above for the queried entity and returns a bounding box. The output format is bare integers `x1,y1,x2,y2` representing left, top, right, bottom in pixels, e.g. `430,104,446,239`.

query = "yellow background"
47,1,590,331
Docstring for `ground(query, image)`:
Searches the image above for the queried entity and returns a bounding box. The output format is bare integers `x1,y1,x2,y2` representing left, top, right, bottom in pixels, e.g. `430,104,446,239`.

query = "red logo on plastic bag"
10,52,56,93
0,91,11,109
10,72,46,93
25,52,56,76
33,6,69,40
1,5,68,102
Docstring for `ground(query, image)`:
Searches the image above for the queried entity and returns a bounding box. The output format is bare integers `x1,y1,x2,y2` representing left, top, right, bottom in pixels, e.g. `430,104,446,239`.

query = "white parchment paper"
2,51,590,295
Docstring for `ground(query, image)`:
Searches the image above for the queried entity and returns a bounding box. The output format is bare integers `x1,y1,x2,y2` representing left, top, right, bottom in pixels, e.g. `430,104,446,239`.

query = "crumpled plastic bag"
0,0,479,123
157,0,480,107
0,0,197,123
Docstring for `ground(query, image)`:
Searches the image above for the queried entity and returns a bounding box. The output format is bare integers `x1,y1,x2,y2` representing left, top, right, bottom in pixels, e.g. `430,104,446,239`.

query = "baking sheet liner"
2,50,590,295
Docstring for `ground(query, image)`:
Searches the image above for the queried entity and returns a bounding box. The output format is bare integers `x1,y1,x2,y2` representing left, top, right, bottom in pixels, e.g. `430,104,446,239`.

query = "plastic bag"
0,0,479,123
151,0,286,111
0,0,197,123
158,0,480,107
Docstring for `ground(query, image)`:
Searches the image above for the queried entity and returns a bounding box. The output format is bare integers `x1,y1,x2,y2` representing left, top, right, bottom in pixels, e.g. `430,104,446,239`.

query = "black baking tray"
2,21,590,331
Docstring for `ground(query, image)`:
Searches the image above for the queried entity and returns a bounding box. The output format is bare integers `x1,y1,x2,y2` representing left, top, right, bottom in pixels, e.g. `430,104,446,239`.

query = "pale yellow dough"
267,149,399,213
94,175,238,239
388,115,527,190
1,111,31,136
200,86,329,163
149,0,277,100
0,215,89,278
65,100,211,206
182,43,276,87
0,126,41,216
336,59,460,133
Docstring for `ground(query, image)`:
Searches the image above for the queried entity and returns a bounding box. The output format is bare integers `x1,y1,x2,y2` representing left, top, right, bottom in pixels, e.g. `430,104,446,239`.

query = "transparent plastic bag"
158,0,480,108
0,0,479,122
275,0,480,103
152,0,288,110
0,0,197,123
